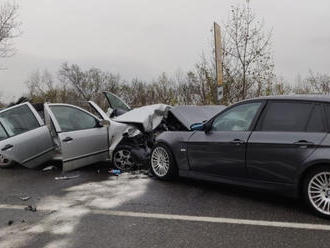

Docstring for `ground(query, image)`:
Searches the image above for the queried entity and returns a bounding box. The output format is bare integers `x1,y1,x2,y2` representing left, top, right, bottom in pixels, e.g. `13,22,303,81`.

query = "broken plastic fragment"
42,165,56,171
18,196,31,201
24,205,37,212
54,175,80,180
109,169,121,176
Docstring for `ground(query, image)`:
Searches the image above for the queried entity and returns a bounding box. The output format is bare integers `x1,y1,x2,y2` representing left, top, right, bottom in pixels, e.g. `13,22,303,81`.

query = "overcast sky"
1,0,330,102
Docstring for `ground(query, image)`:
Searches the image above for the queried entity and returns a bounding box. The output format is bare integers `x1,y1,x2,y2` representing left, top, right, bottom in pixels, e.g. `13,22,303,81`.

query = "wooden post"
214,22,223,103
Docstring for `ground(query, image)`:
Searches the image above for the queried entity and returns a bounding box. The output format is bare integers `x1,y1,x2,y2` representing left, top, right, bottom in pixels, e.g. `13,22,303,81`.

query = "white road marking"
93,210,330,231
1,204,330,231
0,204,25,210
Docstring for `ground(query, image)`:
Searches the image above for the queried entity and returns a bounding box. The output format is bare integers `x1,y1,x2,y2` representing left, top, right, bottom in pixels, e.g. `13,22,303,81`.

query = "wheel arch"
298,162,330,196
153,141,178,166
155,131,192,171
151,141,179,179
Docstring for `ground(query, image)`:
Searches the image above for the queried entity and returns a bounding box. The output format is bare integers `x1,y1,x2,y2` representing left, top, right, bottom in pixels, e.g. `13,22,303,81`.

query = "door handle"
294,140,314,146
62,137,73,142
231,139,245,145
2,144,14,151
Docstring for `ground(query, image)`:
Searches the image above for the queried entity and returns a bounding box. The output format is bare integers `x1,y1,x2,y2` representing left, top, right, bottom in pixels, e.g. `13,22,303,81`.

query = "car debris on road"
24,205,37,212
42,165,57,171
18,196,31,201
54,175,80,180
109,169,121,176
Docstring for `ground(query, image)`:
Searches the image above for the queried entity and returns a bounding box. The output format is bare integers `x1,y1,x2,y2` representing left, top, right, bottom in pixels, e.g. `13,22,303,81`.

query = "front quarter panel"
156,131,194,171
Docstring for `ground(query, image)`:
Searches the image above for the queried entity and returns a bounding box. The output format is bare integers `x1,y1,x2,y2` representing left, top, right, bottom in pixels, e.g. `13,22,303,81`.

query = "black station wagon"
150,95,330,218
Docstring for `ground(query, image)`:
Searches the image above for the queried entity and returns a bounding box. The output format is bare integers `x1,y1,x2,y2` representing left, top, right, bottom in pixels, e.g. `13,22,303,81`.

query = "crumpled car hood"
169,105,226,130
113,104,171,132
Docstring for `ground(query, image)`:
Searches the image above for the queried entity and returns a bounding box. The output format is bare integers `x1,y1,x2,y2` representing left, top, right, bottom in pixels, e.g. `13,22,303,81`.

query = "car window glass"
323,104,330,130
0,105,40,136
257,102,313,132
306,105,325,132
50,106,98,132
0,124,8,141
212,102,261,131
66,101,103,120
104,92,130,112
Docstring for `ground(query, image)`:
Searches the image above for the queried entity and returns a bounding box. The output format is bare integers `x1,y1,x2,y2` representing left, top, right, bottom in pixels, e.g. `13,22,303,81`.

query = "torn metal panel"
107,120,133,161
87,100,136,161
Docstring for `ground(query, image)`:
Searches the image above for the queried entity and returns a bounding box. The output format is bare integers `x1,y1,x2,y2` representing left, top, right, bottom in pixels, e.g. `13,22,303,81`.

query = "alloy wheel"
308,172,330,216
151,146,170,177
113,149,134,171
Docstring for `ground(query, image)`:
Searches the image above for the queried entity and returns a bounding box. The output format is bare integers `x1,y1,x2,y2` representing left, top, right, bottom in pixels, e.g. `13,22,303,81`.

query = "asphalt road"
0,163,330,248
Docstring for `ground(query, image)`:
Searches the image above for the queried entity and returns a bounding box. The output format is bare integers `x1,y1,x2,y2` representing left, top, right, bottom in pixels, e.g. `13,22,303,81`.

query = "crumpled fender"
113,104,171,132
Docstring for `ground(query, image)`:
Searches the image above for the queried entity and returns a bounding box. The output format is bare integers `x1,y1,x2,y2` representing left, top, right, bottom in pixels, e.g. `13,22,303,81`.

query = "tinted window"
50,106,98,132
0,124,8,141
323,104,330,131
306,105,325,132
257,102,313,132
212,102,261,131
0,105,40,136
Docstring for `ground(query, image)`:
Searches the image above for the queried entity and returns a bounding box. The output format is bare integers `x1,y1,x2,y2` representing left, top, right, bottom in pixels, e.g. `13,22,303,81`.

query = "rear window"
306,105,325,132
0,105,40,136
323,104,330,131
256,102,313,132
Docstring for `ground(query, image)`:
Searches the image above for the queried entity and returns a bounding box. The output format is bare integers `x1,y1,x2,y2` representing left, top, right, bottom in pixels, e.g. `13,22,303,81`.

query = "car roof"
249,95,330,103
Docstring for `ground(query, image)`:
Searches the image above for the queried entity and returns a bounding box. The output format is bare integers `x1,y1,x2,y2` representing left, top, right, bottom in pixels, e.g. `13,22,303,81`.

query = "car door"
44,103,109,171
247,101,327,184
0,103,55,168
187,101,263,178
103,92,131,117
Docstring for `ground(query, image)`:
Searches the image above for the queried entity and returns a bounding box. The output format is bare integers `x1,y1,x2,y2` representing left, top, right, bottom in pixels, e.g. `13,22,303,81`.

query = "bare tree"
293,71,330,95
0,92,4,107
222,3,275,103
0,1,21,58
25,70,60,102
58,63,122,102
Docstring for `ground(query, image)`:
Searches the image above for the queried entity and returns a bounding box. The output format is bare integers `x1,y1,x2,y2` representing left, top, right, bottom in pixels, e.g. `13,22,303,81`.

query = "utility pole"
214,22,224,103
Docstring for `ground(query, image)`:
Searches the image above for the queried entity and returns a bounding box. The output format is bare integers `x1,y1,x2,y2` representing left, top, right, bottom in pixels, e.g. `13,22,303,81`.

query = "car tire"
303,166,330,219
112,146,135,171
150,143,177,180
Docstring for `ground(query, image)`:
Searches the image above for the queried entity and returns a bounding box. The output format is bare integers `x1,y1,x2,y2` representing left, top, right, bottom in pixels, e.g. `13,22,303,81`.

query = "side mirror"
99,119,111,127
203,121,212,133
190,123,204,131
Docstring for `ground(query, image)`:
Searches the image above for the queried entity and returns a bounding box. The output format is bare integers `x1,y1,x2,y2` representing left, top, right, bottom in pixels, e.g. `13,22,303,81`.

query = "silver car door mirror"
99,119,111,127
